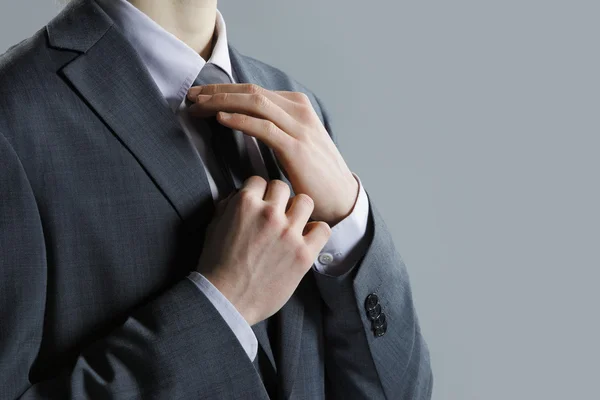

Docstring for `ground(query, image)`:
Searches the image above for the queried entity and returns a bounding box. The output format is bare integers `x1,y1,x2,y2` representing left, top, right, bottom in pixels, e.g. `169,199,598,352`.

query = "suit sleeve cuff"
312,172,370,277
187,271,258,361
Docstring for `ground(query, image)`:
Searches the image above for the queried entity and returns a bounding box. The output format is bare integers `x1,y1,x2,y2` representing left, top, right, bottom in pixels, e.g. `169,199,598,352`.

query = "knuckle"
297,104,314,119
236,113,249,125
320,221,332,235
238,188,257,205
252,93,269,109
295,193,314,209
213,92,229,103
294,246,313,265
270,179,290,192
262,204,284,227
279,225,298,242
254,174,268,184
246,84,262,94
243,175,266,187
296,92,310,103
316,221,332,238
264,120,279,137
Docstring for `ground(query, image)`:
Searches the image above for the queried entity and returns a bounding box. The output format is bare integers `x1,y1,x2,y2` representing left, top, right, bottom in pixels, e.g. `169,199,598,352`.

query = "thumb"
302,220,332,250
215,189,237,216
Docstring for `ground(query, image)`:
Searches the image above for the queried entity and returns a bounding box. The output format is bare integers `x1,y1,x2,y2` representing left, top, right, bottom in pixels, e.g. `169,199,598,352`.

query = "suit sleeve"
187,272,259,362
312,172,370,277
0,132,268,399
311,95,434,400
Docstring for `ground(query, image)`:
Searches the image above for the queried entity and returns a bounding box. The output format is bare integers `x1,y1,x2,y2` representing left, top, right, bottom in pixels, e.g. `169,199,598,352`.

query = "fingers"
286,193,315,231
236,179,330,252
188,84,308,116
302,221,332,251
188,92,301,139
215,189,237,216
238,175,268,201
215,112,294,152
263,179,290,210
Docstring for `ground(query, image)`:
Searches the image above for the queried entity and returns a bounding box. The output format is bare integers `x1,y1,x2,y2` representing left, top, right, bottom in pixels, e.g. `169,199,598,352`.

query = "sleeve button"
374,327,385,337
367,304,381,321
374,323,387,337
373,312,386,329
364,293,379,311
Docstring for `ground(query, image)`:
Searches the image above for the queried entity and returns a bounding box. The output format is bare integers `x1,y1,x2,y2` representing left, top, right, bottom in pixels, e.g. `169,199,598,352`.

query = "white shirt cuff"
312,172,370,276
187,271,258,361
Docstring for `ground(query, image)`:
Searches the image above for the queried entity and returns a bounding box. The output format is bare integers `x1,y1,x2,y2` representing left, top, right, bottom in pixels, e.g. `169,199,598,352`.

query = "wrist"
319,175,360,227
201,269,257,325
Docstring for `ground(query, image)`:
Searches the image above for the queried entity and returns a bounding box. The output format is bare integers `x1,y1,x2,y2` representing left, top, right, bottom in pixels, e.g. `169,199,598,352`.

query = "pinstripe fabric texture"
0,0,432,398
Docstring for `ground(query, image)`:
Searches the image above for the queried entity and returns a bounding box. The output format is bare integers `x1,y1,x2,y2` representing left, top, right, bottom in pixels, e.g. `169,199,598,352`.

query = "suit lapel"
48,2,306,397
230,46,305,400
49,0,215,233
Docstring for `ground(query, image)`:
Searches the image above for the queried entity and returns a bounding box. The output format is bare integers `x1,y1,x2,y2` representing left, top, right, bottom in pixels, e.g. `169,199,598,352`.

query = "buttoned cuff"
187,271,258,361
312,172,370,277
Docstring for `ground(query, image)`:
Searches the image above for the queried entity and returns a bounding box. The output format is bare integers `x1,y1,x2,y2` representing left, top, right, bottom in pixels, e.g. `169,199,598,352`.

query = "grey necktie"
190,62,279,397
190,62,254,194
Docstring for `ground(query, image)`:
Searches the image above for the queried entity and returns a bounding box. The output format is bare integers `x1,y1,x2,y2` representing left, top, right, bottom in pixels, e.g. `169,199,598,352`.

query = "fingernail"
219,112,232,120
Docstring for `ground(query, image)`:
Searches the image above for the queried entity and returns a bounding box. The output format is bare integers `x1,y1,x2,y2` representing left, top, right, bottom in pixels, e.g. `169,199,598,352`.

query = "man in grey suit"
0,0,432,398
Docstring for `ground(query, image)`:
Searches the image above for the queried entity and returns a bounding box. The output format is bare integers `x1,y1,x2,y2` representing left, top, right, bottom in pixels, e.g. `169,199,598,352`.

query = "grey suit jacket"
0,0,433,398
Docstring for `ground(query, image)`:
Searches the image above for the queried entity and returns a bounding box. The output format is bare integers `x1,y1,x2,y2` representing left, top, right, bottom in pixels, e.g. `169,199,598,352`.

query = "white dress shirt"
94,0,370,362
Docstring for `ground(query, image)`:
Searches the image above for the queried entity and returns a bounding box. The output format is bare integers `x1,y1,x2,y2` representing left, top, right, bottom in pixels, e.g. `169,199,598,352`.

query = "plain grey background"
1,0,598,399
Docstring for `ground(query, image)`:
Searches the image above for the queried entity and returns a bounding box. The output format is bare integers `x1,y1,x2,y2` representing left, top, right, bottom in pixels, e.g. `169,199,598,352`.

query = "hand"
187,83,359,226
196,176,332,326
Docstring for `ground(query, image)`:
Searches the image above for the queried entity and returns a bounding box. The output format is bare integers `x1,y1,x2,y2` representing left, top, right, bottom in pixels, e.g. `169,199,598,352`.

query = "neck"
127,0,218,60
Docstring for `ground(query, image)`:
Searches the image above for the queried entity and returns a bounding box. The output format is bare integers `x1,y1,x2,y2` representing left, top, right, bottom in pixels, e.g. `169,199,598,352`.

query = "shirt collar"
94,0,234,112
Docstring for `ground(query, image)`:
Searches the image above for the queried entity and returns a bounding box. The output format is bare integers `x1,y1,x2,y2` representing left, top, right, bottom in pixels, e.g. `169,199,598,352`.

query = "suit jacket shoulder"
0,26,78,151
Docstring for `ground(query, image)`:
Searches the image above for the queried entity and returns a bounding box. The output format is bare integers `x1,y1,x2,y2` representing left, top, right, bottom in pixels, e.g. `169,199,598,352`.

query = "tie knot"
193,63,233,87
186,63,232,107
